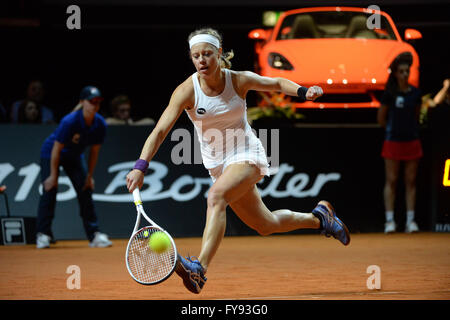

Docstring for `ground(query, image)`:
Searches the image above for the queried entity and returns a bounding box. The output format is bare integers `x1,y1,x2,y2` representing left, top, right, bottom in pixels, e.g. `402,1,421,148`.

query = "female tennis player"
126,28,350,294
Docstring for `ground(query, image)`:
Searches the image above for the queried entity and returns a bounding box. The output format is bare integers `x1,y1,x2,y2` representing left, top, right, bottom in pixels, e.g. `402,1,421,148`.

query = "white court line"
215,295,325,300
215,291,403,300
366,291,402,295
215,288,450,300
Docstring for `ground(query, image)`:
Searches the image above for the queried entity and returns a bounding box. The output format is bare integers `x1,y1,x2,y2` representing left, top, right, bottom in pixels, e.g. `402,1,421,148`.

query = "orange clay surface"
1,233,449,300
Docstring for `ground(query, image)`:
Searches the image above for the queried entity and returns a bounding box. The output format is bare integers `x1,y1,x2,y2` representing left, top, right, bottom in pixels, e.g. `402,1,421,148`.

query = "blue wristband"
297,86,309,102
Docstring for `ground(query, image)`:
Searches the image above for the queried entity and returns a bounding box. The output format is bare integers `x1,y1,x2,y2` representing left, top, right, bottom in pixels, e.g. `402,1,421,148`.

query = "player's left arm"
84,144,101,190
237,70,323,101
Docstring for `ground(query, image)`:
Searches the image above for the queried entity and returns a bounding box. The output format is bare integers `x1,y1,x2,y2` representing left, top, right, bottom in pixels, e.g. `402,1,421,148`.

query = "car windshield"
276,11,397,40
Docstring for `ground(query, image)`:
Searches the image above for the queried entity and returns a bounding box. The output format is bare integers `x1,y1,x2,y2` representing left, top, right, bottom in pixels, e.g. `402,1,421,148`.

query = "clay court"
1,232,449,300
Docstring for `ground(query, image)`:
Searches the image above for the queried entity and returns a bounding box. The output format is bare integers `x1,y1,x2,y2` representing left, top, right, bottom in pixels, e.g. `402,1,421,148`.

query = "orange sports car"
249,6,422,109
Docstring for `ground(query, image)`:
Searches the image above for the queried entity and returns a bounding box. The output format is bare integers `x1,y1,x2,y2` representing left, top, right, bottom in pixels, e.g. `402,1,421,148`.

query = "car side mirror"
248,29,271,41
404,28,422,40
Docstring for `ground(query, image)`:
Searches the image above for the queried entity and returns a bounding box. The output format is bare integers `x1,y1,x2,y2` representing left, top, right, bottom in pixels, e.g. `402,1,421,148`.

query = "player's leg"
63,159,99,240
404,159,419,212
229,185,320,236
404,159,420,232
229,182,350,245
36,157,57,248
64,158,111,246
383,158,400,233
198,162,263,270
176,162,262,294
176,161,349,293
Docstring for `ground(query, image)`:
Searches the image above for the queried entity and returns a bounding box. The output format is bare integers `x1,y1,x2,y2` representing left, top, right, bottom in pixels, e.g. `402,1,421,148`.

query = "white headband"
189,34,220,49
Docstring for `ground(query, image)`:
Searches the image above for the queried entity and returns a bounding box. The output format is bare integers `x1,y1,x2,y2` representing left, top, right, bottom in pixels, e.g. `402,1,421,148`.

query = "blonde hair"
188,28,234,69
72,103,82,112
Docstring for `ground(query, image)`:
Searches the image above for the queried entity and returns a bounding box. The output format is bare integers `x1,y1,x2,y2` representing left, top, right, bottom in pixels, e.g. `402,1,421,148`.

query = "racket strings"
127,228,176,284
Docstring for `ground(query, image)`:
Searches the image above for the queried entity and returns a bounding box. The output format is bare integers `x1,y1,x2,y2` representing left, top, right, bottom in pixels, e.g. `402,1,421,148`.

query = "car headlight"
268,52,294,70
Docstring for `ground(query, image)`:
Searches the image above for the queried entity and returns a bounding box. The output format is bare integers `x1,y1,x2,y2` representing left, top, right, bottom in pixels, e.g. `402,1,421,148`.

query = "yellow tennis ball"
148,231,171,253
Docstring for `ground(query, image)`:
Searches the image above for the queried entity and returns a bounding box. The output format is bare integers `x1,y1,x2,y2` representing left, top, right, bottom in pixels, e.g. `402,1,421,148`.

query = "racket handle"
132,188,143,206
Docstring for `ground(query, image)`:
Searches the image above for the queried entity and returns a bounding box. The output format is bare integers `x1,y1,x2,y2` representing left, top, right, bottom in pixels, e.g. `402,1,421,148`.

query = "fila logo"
1,218,26,245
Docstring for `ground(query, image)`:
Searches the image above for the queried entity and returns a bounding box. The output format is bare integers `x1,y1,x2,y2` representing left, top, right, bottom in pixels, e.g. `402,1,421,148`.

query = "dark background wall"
1,0,449,123
0,124,438,240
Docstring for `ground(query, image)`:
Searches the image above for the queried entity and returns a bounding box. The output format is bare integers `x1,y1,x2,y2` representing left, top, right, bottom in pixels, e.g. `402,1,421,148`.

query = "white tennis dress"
186,69,270,182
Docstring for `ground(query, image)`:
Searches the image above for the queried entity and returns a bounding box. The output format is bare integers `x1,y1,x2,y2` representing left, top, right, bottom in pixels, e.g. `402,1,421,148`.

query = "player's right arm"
377,104,388,128
377,89,393,128
43,141,64,191
126,78,194,192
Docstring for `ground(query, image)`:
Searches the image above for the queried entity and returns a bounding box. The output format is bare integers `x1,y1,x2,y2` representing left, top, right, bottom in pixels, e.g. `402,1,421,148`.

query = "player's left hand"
306,86,323,101
83,175,95,191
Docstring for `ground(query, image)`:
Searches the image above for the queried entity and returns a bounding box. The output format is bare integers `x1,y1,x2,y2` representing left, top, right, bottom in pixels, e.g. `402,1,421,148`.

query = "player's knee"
255,227,273,236
404,174,417,188
385,178,397,190
207,188,227,210
252,223,274,236
404,180,416,191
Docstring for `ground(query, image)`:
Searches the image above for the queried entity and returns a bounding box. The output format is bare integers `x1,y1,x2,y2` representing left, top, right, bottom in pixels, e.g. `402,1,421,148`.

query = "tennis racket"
125,188,178,285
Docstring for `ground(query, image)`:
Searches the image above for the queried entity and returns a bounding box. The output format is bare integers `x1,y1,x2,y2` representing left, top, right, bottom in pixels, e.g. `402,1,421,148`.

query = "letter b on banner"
366,265,381,290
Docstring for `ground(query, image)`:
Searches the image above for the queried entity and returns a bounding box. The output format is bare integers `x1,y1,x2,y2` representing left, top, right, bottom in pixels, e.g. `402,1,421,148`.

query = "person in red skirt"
377,52,422,234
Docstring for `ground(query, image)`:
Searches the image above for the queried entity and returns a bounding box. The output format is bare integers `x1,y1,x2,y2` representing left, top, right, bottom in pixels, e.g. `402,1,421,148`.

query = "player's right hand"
43,175,58,192
126,169,144,193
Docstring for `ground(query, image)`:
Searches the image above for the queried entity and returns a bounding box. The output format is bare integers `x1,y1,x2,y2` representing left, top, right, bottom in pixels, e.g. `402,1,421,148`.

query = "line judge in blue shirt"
36,86,112,249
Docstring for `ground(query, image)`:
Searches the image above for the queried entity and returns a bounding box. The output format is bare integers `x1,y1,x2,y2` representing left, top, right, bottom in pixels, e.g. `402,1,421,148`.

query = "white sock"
406,210,415,224
385,210,394,223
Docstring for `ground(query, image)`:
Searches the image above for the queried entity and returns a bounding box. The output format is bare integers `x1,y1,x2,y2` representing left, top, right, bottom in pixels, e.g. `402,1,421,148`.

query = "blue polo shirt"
41,109,107,159
381,85,421,141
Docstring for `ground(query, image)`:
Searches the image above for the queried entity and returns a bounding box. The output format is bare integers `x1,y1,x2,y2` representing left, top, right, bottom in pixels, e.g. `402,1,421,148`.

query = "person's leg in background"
404,159,420,233
35,158,57,248
63,157,112,247
384,158,400,233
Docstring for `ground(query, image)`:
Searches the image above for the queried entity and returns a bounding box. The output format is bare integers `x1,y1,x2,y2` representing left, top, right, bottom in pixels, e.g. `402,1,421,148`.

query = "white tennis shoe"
89,232,112,248
405,221,419,233
384,221,396,234
36,232,51,249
